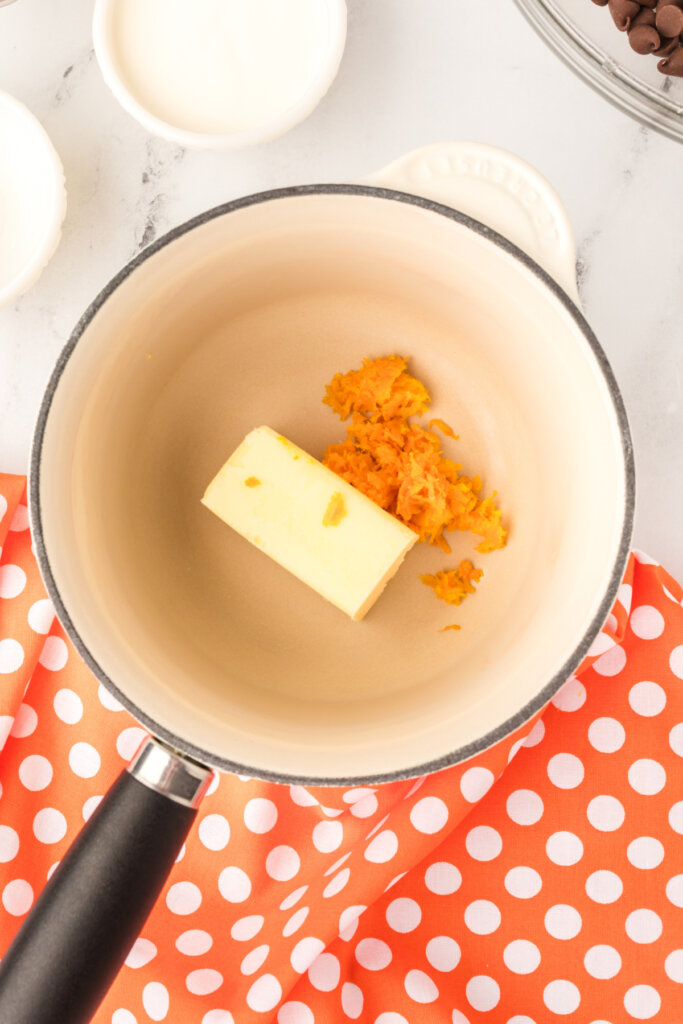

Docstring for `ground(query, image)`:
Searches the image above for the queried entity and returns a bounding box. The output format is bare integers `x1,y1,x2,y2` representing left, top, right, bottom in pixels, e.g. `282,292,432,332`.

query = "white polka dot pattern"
240,945,269,977
424,862,461,895
545,830,583,866
0,517,681,1022
585,870,624,904
409,796,449,834
340,982,363,1019
38,636,68,672
2,878,33,915
0,825,19,863
125,938,157,969
365,830,398,863
312,819,343,853
466,975,500,1011
68,741,100,778
0,564,26,599
587,795,625,831
503,939,541,974
32,807,66,844
404,968,438,1003
307,952,340,992
551,677,586,712
464,899,501,935
166,881,202,915
142,981,169,1021
18,754,53,791
243,798,277,834
230,915,264,942
544,904,582,940
53,688,83,724
355,937,392,971
588,716,625,752
175,930,213,956
584,944,621,979
627,836,664,869
198,814,231,852
629,681,666,717
465,826,503,860
460,766,495,802
385,897,421,933
426,935,460,972
218,867,251,903
504,866,542,898
543,979,580,1014
291,937,326,974
623,984,661,1019
507,788,545,825
265,845,300,881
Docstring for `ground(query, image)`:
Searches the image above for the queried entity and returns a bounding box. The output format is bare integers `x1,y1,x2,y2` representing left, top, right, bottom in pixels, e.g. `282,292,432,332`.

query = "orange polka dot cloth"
1,472,683,1024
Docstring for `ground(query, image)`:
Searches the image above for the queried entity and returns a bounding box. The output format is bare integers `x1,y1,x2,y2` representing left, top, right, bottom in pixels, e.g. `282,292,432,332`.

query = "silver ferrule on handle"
127,737,213,809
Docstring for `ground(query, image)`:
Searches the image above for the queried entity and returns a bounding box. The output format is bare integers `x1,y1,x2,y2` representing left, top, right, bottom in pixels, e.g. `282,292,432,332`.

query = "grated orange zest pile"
322,355,506,554
323,355,430,423
321,355,506,622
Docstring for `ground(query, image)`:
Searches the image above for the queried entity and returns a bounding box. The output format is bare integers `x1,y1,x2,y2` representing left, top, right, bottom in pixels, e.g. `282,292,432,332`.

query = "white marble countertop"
1,0,682,579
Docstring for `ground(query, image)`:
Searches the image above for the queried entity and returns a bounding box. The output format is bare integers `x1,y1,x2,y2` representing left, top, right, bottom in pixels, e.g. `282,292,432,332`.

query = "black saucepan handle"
0,737,213,1024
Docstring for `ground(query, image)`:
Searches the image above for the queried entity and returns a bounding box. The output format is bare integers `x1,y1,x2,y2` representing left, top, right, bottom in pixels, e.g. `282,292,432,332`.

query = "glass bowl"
514,0,683,143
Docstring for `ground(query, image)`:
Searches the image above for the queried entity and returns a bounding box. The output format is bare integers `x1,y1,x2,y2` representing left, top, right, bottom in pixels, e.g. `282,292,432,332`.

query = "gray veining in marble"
1,0,682,579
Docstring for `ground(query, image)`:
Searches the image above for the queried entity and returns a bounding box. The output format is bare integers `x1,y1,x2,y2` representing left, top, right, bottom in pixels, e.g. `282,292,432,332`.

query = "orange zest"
322,355,506,553
429,418,459,440
323,355,430,423
420,559,484,606
322,355,506,622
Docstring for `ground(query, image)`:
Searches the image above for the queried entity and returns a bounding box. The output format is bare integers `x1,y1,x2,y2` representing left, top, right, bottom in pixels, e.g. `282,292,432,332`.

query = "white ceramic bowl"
93,0,347,150
0,91,66,310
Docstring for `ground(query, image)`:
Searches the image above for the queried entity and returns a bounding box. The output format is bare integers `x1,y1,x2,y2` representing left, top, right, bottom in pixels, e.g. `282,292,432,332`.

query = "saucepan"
0,142,634,1023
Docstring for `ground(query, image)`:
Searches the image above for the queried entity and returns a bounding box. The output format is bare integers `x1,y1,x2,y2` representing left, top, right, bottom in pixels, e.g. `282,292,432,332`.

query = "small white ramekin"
93,0,347,150
0,91,67,311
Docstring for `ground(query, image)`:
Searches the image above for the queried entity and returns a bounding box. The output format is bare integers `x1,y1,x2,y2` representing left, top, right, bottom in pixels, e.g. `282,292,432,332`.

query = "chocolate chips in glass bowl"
591,0,683,75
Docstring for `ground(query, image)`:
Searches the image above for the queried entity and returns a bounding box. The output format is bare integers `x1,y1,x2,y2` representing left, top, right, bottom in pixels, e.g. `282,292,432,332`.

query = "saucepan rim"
28,183,636,785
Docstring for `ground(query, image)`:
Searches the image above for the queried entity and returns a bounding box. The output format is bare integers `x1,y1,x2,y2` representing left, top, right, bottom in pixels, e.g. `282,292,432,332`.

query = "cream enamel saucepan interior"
0,143,633,1024
35,142,631,782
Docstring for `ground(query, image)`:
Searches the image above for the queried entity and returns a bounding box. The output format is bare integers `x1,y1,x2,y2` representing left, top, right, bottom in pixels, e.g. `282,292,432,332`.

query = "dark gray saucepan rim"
29,184,636,786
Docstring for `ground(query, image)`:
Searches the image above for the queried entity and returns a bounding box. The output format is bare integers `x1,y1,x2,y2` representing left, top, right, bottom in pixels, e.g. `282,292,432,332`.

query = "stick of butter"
201,426,417,620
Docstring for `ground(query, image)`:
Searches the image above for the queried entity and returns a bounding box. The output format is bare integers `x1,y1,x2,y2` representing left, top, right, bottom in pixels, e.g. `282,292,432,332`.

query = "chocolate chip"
658,42,683,73
632,6,657,24
656,3,683,33
627,2,660,48
608,0,642,30
629,23,661,49
594,0,683,76
654,33,680,54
